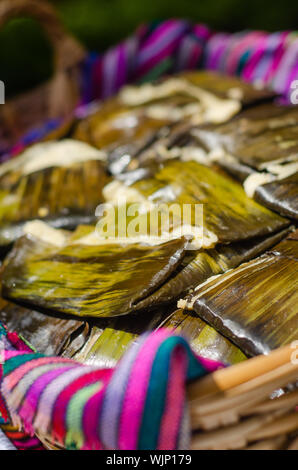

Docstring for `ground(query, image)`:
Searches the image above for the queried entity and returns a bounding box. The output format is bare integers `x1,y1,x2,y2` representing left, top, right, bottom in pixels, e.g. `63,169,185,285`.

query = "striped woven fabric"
0,323,45,450
0,326,222,450
2,19,297,160
81,20,298,103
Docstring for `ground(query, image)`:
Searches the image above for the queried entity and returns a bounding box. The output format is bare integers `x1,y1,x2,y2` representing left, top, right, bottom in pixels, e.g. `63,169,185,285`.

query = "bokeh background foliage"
0,0,297,97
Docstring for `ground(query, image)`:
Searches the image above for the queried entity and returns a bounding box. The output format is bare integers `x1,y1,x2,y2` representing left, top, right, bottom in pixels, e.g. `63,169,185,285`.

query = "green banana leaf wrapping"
135,228,291,309
185,104,298,219
107,160,289,245
193,103,298,168
1,225,190,318
0,276,87,356
180,231,298,356
73,308,169,367
254,172,298,220
159,309,246,365
0,140,110,249
73,306,247,368
73,72,274,174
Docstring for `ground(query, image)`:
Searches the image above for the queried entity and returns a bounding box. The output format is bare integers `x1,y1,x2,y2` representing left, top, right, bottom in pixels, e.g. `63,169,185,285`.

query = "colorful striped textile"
1,20,297,160
80,20,298,103
0,325,222,450
0,323,45,450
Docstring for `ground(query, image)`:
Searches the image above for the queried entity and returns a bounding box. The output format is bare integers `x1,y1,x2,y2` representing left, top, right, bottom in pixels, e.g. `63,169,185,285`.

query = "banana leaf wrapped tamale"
73,307,170,367
185,103,298,219
73,307,247,368
73,72,274,174
104,159,289,246
1,222,190,318
0,139,110,249
253,172,298,220
0,272,87,356
179,231,298,356
159,309,247,365
135,228,291,310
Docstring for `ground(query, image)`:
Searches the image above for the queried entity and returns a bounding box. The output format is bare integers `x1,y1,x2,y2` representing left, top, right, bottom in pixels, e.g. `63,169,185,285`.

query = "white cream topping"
120,78,241,124
244,160,298,198
23,220,68,247
244,173,276,198
0,139,106,178
103,180,153,207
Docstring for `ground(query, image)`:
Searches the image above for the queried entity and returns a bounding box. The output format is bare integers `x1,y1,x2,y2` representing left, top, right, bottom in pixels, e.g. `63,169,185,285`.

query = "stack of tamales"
0,71,297,370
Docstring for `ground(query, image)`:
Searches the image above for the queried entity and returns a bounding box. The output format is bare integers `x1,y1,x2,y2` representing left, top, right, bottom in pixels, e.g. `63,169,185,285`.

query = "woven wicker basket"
0,0,86,151
189,344,298,450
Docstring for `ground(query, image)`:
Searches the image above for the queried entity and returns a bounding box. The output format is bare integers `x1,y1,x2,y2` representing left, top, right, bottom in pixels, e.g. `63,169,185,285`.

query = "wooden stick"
188,344,295,400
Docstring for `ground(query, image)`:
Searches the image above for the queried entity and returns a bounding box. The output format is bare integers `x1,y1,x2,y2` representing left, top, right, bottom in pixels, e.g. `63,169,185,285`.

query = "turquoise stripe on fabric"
3,354,43,376
138,336,207,449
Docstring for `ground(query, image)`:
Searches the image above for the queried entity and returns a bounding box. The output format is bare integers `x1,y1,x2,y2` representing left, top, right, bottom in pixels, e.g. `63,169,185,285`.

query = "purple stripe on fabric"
116,44,127,90
252,34,279,81
33,366,97,435
102,49,119,98
281,41,298,92
177,404,190,450
176,37,199,71
269,32,291,84
99,333,150,449
205,34,230,70
193,24,211,41
242,35,268,80
273,39,298,92
138,21,187,66
18,366,75,424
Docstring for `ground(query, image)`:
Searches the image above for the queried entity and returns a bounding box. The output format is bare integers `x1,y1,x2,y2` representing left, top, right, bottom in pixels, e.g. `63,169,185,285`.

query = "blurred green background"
0,0,297,98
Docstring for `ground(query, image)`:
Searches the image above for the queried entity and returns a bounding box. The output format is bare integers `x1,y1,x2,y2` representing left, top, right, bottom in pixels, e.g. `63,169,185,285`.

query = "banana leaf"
159,308,247,365
73,72,272,174
1,223,190,318
254,172,298,221
180,231,298,356
161,106,298,220
180,71,275,106
0,277,87,356
106,160,289,246
135,227,291,310
0,140,110,249
73,308,170,367
73,306,247,368
193,103,298,169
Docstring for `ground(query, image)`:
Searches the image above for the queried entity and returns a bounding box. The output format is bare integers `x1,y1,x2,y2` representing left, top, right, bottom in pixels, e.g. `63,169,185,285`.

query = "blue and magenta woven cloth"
0,322,222,450
2,19,298,159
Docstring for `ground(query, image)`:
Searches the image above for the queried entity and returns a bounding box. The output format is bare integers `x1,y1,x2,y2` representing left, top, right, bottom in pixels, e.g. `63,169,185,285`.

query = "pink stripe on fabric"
205,34,225,69
82,370,113,450
3,357,76,392
242,35,268,80
18,367,75,424
268,32,290,82
279,41,298,92
227,32,264,75
198,356,223,372
139,21,182,63
118,329,172,450
158,346,186,450
136,39,181,78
